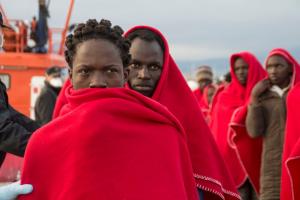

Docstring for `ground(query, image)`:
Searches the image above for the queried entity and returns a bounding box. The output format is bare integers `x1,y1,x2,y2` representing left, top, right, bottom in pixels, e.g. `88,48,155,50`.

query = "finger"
263,79,270,84
13,184,33,195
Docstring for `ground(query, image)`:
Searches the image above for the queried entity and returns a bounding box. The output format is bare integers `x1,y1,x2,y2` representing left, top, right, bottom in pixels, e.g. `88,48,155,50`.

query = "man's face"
70,39,127,90
266,55,292,87
128,38,164,97
196,74,212,91
46,73,63,88
234,58,249,86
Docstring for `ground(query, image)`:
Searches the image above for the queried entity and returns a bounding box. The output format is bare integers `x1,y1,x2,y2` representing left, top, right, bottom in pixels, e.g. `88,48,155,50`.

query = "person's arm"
0,114,33,156
0,81,39,156
245,79,270,138
0,103,37,156
9,106,40,131
246,103,265,138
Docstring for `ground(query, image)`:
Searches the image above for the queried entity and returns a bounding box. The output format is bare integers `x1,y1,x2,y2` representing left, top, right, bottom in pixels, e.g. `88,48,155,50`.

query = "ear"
68,67,73,84
290,64,293,73
123,67,129,83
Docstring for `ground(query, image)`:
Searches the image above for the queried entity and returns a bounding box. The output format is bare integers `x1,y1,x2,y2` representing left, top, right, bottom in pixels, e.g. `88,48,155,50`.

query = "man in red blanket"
210,52,266,200
125,26,240,200
245,49,300,200
19,19,199,200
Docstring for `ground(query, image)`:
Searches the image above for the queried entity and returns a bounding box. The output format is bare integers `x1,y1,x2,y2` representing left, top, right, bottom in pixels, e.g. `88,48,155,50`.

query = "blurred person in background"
34,66,63,126
193,65,213,103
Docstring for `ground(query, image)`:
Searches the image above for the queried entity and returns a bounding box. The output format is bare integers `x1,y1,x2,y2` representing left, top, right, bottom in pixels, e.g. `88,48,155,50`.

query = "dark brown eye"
78,68,89,75
107,68,118,73
149,65,161,71
129,63,142,69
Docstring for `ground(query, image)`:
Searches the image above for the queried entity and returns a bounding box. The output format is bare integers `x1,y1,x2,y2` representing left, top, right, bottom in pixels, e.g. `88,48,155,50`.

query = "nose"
236,68,245,76
137,66,151,80
89,72,107,88
268,66,277,75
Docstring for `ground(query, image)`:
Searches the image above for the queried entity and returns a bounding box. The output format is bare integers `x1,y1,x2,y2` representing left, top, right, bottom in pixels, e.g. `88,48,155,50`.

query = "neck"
277,77,291,89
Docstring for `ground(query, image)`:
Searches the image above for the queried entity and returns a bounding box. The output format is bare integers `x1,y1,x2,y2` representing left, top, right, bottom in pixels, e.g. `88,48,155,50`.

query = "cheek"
284,67,293,75
128,70,138,81
266,68,272,74
72,73,90,90
108,73,125,87
153,71,162,83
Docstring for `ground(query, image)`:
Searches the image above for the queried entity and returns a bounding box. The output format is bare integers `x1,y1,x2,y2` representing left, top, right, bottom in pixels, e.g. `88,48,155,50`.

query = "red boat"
0,0,74,183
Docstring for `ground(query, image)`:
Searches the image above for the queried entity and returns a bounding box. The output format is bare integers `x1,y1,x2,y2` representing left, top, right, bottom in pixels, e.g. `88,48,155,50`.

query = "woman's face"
70,39,128,90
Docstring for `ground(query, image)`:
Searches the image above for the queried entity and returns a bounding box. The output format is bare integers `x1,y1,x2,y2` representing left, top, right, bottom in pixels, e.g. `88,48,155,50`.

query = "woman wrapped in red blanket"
19,19,198,200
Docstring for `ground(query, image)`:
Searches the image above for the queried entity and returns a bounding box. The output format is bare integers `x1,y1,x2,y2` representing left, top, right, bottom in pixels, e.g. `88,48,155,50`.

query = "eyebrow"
102,65,120,70
75,64,120,69
130,59,162,66
129,59,142,64
148,62,162,66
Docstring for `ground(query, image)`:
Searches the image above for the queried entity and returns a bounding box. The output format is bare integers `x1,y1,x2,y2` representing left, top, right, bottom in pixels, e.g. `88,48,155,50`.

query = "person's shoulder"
0,81,9,105
0,80,7,91
35,88,52,104
39,85,55,96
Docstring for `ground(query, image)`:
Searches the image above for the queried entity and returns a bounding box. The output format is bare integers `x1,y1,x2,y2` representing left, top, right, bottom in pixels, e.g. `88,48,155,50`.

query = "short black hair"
126,29,165,52
46,66,61,76
65,19,131,68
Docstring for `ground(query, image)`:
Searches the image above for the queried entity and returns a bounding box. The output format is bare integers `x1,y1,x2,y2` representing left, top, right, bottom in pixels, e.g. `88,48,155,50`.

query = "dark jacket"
34,81,60,126
0,81,40,167
246,89,288,200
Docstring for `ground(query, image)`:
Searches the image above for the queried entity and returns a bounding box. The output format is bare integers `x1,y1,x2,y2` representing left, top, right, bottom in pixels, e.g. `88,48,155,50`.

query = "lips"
269,76,278,81
134,84,153,91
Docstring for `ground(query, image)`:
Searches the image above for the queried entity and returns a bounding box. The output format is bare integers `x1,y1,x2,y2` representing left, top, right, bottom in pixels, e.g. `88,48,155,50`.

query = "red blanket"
52,79,70,119
282,83,300,200
20,87,198,200
279,49,300,200
193,88,202,103
228,106,263,194
210,52,266,191
286,143,300,200
125,26,240,200
198,85,217,123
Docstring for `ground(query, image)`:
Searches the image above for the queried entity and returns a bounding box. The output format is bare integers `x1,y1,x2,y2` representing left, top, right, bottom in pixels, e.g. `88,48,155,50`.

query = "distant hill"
176,58,229,79
176,47,300,79
52,42,300,80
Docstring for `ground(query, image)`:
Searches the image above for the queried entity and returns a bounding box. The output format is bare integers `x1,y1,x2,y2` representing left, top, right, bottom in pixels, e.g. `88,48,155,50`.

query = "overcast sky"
1,0,300,61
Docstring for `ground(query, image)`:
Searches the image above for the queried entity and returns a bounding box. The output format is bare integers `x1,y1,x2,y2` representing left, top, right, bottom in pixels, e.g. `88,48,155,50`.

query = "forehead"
74,39,122,65
267,55,289,65
197,73,212,81
129,38,163,62
234,57,248,67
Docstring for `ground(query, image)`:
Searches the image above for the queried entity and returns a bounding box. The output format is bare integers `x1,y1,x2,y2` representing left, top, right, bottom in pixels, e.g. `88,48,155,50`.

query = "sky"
1,0,300,67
